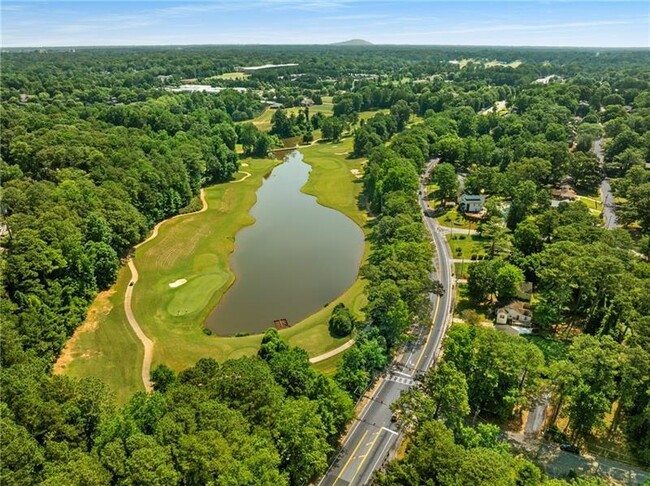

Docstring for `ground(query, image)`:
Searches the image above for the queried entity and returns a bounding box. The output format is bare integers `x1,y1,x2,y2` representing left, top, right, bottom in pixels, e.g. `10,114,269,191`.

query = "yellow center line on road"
350,430,382,483
413,294,441,371
333,429,369,485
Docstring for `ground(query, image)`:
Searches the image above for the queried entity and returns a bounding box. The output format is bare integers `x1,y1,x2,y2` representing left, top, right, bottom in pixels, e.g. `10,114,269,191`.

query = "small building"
19,94,29,103
300,97,314,107
267,102,283,109
180,78,198,84
496,301,533,326
551,184,577,201
459,194,486,213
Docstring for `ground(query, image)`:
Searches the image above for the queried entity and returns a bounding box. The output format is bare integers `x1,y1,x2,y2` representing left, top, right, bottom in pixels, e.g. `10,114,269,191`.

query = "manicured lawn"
312,353,343,377
447,233,490,260
60,139,369,402
436,206,475,230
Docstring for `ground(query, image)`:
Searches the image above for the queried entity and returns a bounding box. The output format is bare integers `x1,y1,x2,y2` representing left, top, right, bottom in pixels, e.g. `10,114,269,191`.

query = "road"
509,433,649,485
594,138,619,229
524,392,550,437
319,159,454,485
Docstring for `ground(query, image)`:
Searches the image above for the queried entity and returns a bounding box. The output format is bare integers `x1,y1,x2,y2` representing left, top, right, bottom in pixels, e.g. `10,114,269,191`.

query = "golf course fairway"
57,138,369,403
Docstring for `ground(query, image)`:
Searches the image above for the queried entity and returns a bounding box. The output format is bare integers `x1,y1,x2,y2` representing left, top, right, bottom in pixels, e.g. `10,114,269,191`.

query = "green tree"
321,116,345,141
273,398,330,485
423,362,470,426
495,263,525,302
328,303,355,338
390,100,412,131
513,218,543,255
150,364,176,393
432,163,458,205
467,260,496,302
480,217,512,258
270,109,294,139
507,180,537,230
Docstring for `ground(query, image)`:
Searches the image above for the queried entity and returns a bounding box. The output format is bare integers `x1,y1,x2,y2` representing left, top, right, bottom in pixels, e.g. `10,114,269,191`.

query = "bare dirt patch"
53,289,115,374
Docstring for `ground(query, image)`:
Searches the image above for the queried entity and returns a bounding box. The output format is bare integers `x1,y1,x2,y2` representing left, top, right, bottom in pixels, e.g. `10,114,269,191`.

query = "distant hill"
332,39,373,46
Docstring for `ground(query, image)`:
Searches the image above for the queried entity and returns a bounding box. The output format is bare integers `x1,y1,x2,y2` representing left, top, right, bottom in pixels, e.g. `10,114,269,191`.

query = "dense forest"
2,45,649,484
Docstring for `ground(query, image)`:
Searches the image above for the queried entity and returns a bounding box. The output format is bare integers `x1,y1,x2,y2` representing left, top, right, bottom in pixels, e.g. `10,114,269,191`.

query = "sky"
1,1,649,48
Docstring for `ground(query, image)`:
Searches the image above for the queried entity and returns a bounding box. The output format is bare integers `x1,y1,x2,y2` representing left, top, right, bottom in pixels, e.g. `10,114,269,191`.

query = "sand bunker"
169,278,187,288
350,169,362,179
241,163,249,167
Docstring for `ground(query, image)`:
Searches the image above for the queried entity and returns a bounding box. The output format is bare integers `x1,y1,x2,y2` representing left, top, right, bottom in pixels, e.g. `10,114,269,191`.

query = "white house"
496,301,533,326
459,194,486,213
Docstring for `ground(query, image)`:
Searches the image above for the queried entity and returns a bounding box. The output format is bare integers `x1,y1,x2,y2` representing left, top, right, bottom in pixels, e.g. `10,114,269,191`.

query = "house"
267,102,283,109
300,97,314,107
459,194,486,213
551,184,577,201
496,301,533,327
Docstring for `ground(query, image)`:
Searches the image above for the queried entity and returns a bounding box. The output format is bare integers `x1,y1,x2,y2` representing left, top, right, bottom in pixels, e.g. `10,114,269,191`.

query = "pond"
205,151,365,335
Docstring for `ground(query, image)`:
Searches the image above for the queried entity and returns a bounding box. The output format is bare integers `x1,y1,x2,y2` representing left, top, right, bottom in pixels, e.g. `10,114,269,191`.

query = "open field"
210,72,250,80
59,139,369,401
447,233,489,260
56,273,143,404
248,104,334,131
437,206,476,230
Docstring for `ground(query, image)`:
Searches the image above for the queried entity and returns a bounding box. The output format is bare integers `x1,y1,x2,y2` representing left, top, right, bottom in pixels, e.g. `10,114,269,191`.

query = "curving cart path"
309,339,355,364
124,170,355,392
125,189,208,392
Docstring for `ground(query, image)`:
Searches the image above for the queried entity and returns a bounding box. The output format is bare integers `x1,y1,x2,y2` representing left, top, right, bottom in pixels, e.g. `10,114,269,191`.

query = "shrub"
328,303,355,338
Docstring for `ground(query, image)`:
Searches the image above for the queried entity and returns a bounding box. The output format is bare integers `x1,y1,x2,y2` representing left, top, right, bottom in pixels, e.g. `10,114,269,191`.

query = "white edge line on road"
381,427,399,436
366,433,395,484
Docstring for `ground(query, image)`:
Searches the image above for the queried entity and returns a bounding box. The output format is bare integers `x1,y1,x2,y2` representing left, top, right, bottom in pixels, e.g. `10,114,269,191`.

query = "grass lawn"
60,139,369,402
454,261,474,279
57,270,143,404
312,353,343,377
454,283,490,320
436,206,475,230
576,195,603,216
447,233,490,260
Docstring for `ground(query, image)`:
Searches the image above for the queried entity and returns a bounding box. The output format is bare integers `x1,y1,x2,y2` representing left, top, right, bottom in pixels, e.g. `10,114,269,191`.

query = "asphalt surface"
594,138,619,229
319,159,454,486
